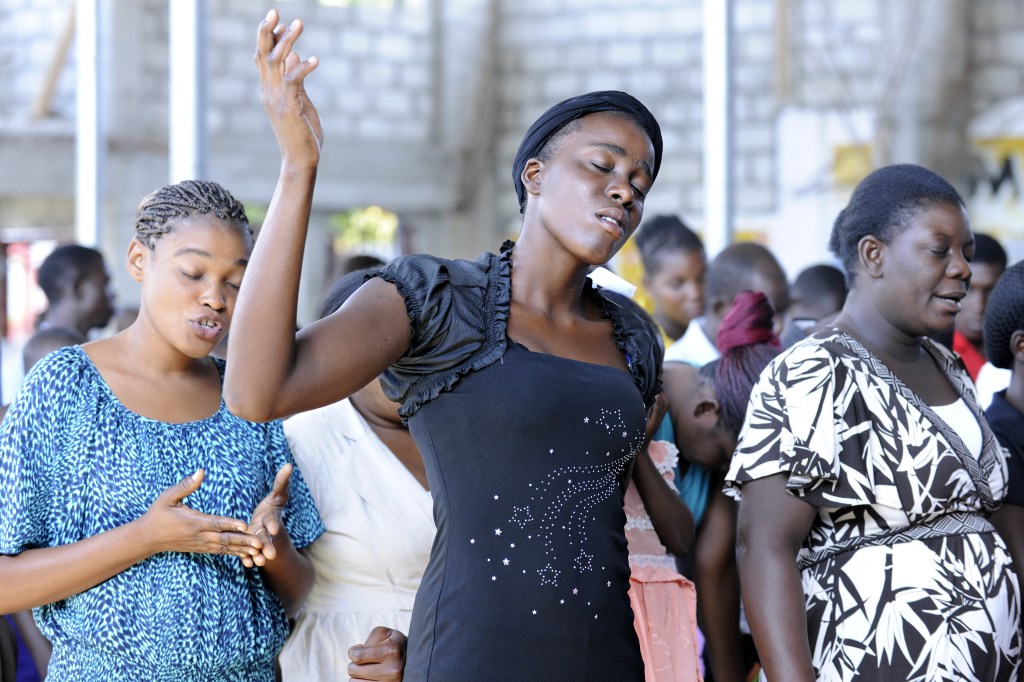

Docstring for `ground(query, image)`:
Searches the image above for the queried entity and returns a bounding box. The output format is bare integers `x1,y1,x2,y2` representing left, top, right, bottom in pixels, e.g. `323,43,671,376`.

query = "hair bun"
717,290,780,353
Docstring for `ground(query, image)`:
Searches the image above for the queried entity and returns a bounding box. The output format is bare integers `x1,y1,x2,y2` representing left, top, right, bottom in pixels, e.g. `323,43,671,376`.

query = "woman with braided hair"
727,164,1020,681
0,179,326,681
228,9,665,681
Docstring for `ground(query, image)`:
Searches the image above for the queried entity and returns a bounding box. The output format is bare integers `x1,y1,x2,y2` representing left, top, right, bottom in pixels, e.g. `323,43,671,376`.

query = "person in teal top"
0,180,325,681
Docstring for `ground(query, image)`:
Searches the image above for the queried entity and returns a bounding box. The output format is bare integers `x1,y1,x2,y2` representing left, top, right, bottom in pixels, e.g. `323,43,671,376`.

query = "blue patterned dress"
0,346,325,682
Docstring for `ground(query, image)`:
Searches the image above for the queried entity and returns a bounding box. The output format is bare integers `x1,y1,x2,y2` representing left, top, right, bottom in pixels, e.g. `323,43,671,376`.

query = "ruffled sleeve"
368,244,511,419
0,347,88,555
595,288,663,412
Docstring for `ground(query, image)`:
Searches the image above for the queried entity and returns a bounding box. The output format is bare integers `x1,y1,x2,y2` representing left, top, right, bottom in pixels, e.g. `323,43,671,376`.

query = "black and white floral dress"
726,330,1021,682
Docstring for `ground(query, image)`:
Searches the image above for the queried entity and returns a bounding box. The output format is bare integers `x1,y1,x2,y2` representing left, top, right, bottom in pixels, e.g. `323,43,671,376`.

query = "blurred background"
2,0,1024,400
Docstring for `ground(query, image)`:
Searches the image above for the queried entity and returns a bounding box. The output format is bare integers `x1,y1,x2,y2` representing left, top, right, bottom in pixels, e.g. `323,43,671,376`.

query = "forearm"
632,448,694,556
694,494,744,682
0,521,152,613
259,530,314,617
224,166,316,421
738,542,815,681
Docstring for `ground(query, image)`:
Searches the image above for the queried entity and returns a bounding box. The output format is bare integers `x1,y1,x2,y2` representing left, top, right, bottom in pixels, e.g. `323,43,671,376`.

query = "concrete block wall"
0,0,75,125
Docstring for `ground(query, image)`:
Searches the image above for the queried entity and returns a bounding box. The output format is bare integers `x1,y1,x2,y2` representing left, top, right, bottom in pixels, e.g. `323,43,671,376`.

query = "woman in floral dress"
727,164,1021,682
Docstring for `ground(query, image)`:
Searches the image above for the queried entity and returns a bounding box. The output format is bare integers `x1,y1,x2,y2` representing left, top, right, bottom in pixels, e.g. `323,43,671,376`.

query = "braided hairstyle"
829,164,964,284
983,260,1024,370
134,180,252,249
634,214,705,274
711,290,781,435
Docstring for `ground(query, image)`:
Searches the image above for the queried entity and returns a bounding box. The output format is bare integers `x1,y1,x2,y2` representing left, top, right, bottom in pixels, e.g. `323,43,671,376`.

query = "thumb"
271,463,294,499
362,626,394,646
162,468,204,505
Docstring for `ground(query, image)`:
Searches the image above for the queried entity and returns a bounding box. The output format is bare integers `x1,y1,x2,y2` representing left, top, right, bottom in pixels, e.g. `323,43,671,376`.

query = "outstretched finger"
198,512,253,536
269,18,305,68
254,9,280,81
271,463,294,498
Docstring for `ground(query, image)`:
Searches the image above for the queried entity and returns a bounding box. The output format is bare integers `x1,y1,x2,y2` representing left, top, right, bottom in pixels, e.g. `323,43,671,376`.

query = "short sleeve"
0,349,87,555
724,341,842,502
264,420,325,549
368,249,510,418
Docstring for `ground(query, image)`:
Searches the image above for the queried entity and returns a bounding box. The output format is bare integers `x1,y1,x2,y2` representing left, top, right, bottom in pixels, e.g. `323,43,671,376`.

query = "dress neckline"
72,345,228,427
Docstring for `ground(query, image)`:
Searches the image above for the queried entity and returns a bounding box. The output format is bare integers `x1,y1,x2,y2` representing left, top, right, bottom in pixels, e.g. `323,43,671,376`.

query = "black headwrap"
512,91,663,213
983,259,1024,369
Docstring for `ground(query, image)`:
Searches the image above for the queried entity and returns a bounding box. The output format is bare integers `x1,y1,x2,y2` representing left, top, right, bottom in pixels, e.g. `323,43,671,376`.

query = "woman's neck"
833,290,925,365
509,233,594,321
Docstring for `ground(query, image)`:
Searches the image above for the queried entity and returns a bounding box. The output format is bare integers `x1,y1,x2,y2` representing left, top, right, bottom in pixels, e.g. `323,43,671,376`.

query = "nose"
608,174,634,210
200,284,227,311
950,250,972,280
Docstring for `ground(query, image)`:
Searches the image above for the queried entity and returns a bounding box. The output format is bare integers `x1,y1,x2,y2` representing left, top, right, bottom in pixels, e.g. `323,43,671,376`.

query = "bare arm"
0,470,261,614
992,503,1024,583
224,11,410,421
632,446,694,557
736,473,817,682
693,477,745,682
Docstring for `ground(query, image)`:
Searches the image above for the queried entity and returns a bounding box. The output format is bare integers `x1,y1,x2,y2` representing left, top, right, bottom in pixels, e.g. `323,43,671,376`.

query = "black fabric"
369,241,662,419
512,91,663,211
984,260,1024,369
404,343,645,681
987,390,1024,507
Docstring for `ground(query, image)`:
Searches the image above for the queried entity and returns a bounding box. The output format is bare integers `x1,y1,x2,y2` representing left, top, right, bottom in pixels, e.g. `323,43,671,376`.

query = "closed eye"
181,270,202,280
592,163,611,173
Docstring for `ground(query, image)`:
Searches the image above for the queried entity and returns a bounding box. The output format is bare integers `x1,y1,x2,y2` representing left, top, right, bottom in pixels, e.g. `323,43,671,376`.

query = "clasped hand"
140,465,294,567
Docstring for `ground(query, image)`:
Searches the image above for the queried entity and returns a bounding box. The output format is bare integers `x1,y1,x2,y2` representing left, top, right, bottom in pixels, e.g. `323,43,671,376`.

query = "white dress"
278,399,434,682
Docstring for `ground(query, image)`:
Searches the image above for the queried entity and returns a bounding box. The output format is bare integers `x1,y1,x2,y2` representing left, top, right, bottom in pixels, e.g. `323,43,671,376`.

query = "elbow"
223,390,277,423
665,516,696,558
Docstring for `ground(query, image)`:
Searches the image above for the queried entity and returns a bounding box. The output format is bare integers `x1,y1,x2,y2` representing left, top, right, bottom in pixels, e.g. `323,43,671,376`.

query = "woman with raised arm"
228,10,664,681
726,164,1021,681
0,179,325,681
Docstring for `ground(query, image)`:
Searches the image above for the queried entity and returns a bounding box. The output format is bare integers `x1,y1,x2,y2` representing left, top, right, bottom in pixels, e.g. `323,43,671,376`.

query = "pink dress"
625,440,704,682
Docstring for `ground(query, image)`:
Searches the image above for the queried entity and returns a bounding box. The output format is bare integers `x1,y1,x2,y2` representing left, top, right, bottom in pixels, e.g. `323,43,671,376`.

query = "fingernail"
290,19,300,29
264,9,274,21
191,469,201,482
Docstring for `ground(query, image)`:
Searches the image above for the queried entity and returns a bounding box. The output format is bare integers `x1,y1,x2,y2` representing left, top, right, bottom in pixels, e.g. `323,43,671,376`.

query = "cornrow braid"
134,179,252,249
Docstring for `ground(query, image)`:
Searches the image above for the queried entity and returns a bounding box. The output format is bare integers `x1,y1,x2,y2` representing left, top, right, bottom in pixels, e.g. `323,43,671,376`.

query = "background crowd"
1,6,1024,682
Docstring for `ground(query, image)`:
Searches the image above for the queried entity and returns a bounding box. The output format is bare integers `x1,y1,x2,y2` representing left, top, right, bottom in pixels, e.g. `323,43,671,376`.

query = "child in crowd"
986,260,1024,581
634,215,707,346
664,242,788,682
779,263,847,348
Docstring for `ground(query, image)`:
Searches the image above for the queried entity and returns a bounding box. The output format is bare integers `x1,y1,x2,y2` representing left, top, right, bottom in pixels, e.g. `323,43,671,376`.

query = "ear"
1011,330,1024,362
521,158,543,199
126,238,149,283
709,294,731,320
858,234,885,278
693,396,720,420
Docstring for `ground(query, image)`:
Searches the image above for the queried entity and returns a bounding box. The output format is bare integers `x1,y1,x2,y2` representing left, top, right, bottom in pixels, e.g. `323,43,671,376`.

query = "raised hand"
140,469,262,560
255,9,323,169
348,626,407,682
241,463,294,568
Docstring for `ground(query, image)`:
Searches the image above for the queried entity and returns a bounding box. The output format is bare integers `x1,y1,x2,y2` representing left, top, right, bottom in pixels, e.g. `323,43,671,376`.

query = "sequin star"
549,448,554,454
584,417,589,423
532,610,537,615
574,551,594,572
622,431,628,437
538,563,560,586
493,494,499,500
495,529,502,536
470,539,475,544
573,588,578,595
510,543,515,548
560,599,565,604
503,558,509,566
607,581,611,587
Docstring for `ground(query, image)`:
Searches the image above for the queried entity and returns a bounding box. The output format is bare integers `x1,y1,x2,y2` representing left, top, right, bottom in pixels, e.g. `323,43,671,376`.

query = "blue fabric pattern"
0,346,324,682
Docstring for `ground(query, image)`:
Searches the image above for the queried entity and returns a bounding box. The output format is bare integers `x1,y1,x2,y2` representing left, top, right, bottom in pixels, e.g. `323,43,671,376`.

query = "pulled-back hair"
134,179,252,249
983,260,1024,370
37,244,105,304
713,290,781,435
319,267,382,320
829,164,964,283
634,214,704,273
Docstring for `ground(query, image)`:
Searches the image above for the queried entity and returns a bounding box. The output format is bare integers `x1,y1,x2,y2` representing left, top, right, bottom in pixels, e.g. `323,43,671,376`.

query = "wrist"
278,162,318,180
